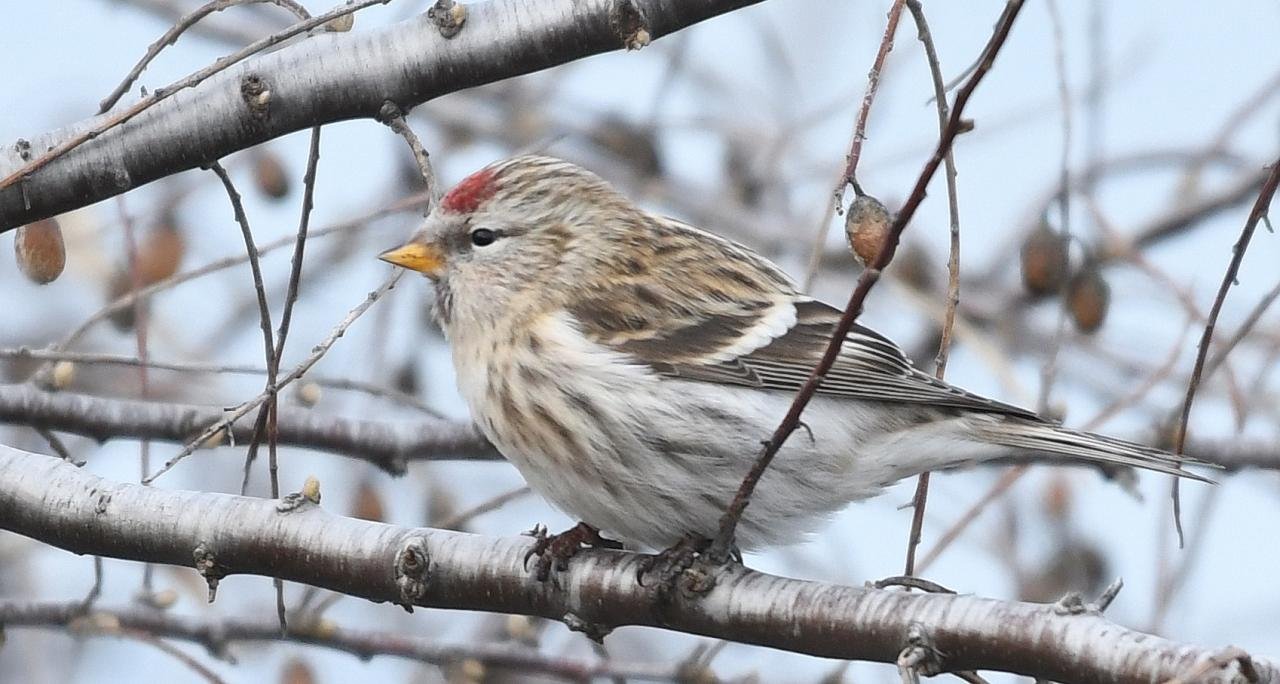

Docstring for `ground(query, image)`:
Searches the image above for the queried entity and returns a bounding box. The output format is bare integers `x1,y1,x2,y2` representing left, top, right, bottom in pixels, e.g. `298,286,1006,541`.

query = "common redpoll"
380,155,1206,562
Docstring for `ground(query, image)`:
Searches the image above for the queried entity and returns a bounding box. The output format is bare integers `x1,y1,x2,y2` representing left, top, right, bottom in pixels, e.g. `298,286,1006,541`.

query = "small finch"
381,156,1207,570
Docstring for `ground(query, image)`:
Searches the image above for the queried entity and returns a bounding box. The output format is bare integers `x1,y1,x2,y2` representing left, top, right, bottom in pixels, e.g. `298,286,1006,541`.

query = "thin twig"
0,349,442,416
901,0,960,578
436,486,531,530
710,0,1027,560
1170,157,1280,545
0,0,390,193
2,601,677,682
117,196,157,596
378,102,437,210
1035,0,1074,415
99,0,311,113
207,163,278,494
143,271,404,484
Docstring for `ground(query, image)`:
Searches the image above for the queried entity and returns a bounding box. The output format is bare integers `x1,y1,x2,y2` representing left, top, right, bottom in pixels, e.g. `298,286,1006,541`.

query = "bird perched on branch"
381,155,1208,578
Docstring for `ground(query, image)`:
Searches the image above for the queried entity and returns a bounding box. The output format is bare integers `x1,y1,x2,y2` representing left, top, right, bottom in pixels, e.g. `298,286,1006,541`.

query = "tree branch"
0,0,765,231
0,600,676,682
0,384,498,474
0,445,1273,683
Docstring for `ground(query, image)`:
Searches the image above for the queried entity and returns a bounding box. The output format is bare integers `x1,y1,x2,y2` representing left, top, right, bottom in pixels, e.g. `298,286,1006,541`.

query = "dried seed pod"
296,381,323,408
588,116,662,178
135,221,185,285
253,150,290,199
1067,262,1110,334
1042,473,1073,522
893,241,936,293
395,359,419,396
105,269,146,332
14,218,66,284
1020,222,1068,296
724,141,764,208
280,657,315,684
351,478,385,522
844,192,892,266
51,361,76,391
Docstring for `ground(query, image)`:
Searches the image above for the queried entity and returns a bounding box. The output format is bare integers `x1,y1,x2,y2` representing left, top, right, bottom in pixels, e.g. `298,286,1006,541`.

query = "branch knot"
394,536,431,611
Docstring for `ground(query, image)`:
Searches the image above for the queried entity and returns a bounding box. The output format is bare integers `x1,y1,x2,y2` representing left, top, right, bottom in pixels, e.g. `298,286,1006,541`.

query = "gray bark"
0,0,763,231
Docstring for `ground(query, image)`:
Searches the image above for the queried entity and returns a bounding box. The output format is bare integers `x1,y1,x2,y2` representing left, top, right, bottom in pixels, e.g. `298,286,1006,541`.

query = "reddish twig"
710,0,1028,561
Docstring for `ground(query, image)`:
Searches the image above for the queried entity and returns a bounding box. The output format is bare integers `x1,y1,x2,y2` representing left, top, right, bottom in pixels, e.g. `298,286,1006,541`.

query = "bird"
380,155,1208,574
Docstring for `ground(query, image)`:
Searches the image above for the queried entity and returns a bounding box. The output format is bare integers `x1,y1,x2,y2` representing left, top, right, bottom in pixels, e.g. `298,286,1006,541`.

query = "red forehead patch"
440,168,498,214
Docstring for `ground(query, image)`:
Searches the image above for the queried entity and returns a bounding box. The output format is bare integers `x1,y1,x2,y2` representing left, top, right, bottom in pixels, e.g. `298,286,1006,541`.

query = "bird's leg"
523,522,622,582
637,534,740,596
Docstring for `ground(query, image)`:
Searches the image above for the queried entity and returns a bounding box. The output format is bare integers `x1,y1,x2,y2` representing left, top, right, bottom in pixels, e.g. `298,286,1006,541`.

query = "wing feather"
588,297,1040,419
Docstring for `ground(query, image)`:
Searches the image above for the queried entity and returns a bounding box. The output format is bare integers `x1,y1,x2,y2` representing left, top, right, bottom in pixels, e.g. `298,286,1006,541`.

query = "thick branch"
0,0,763,230
0,446,1273,683
0,384,497,473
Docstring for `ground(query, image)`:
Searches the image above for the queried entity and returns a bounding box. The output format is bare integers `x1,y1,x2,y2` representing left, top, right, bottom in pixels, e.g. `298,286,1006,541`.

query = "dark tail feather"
969,418,1216,483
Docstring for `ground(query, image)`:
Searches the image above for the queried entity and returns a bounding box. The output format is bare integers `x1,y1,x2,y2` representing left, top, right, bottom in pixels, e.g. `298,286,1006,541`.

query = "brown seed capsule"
280,657,315,684
106,269,145,332
14,218,66,284
1020,222,1068,296
844,192,892,266
51,361,76,391
351,478,385,522
135,221,185,285
588,116,662,178
296,381,323,408
253,150,290,199
1067,263,1110,334
1042,473,1073,522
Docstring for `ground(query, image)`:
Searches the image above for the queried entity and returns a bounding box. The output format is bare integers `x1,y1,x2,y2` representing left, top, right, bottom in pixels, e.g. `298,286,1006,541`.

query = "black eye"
470,228,497,247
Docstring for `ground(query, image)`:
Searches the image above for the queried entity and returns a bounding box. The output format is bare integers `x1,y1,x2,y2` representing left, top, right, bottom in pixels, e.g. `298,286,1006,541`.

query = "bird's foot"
638,534,740,598
523,522,622,582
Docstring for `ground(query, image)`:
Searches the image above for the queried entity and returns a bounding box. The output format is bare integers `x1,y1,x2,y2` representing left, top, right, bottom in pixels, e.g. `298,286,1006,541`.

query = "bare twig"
1171,157,1280,544
378,102,437,210
711,0,1027,561
1,601,679,682
0,0,390,194
436,486,531,530
143,272,404,483
0,383,498,473
99,0,312,113
901,0,961,578
209,160,288,631
0,349,441,416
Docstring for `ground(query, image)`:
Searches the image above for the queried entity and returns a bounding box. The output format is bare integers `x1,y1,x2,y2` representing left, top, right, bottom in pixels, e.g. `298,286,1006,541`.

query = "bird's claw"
523,522,621,582
638,534,737,597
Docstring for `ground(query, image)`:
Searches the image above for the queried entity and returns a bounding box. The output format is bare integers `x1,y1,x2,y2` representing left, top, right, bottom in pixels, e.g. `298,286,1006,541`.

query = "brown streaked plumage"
380,155,1211,567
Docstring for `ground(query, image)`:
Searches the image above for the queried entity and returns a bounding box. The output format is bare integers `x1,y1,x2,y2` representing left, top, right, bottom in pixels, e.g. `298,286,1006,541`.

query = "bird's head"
380,155,639,327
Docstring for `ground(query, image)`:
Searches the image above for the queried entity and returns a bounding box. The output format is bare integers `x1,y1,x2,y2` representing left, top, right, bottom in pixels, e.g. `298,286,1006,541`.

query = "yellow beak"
379,241,446,279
